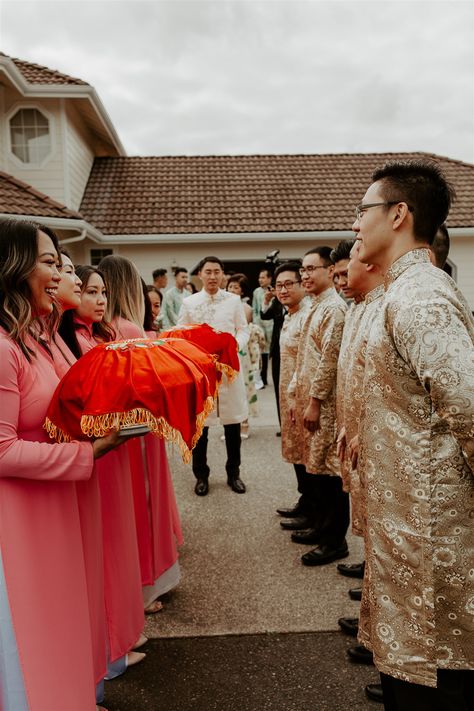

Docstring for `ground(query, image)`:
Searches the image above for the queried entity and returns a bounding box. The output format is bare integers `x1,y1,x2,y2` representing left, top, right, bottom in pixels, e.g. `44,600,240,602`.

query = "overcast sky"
1,0,473,162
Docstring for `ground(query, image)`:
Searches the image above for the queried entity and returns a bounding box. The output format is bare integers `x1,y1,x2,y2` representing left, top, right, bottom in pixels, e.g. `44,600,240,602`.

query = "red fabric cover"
158,323,240,378
45,337,218,461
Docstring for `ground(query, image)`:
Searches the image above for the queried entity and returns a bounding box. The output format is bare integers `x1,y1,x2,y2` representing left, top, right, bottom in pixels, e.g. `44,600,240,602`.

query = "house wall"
65,104,95,210
1,86,95,210
69,233,474,309
2,88,67,204
450,236,474,308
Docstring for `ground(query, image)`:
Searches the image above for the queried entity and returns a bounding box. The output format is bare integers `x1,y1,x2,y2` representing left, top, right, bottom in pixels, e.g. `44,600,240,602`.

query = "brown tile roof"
0,172,82,220
0,52,88,86
80,153,474,235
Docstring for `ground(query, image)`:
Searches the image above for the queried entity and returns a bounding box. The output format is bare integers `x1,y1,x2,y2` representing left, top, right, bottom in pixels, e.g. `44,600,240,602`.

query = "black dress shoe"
227,477,246,493
280,516,314,531
301,541,349,566
349,587,362,601
194,479,209,496
347,644,373,665
365,683,383,703
337,617,359,637
337,561,365,579
276,504,304,518
276,431,281,437
291,528,322,545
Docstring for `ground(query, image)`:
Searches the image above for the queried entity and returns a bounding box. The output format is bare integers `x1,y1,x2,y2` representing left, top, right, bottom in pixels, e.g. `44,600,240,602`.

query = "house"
1,52,473,303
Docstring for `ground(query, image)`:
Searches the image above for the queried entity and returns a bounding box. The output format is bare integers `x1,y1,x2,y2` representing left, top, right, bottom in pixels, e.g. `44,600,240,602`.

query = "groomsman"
285,247,348,566
354,160,473,709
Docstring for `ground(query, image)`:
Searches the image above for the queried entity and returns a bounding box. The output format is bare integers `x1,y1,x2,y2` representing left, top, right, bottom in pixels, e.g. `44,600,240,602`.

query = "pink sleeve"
0,338,94,482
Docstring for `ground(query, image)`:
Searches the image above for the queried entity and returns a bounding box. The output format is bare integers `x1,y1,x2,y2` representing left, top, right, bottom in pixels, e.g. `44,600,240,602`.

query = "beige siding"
3,93,67,204
66,107,95,210
449,237,474,309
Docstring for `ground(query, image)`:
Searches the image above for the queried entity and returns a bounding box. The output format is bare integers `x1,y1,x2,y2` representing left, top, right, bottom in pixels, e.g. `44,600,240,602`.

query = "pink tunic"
0,330,96,710
50,333,107,685
113,318,183,588
73,318,144,662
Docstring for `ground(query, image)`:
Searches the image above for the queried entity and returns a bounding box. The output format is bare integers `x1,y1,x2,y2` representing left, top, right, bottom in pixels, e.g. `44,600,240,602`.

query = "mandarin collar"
385,248,431,288
73,315,94,337
310,286,335,306
365,283,385,305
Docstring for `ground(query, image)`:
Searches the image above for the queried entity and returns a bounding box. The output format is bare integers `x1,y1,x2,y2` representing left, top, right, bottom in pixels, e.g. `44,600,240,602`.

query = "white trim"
447,228,474,238
0,213,104,243
6,102,55,170
0,56,125,156
94,230,356,245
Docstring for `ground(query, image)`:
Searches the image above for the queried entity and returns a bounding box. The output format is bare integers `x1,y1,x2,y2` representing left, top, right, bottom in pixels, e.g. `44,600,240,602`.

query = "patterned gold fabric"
343,285,384,535
279,301,310,464
288,287,346,475
336,300,366,492
358,249,474,687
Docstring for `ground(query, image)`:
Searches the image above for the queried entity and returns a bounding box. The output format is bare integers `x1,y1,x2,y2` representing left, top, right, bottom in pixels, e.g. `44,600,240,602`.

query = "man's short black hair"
259,267,273,279
197,255,225,272
304,246,333,266
152,268,167,279
371,160,456,245
330,239,356,265
173,267,188,276
431,224,450,269
274,261,302,282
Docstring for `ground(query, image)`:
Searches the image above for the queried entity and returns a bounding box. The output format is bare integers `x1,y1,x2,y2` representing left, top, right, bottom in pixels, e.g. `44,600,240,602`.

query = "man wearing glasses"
284,247,348,566
271,262,314,522
353,160,473,709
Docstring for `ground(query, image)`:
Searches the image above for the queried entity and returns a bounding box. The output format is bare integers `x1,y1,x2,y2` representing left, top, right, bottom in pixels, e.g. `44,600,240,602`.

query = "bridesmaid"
69,265,146,674
99,255,183,612
50,251,108,704
0,219,126,711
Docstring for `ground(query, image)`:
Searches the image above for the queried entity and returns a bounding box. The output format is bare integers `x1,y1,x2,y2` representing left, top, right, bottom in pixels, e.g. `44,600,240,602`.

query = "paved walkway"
104,386,381,710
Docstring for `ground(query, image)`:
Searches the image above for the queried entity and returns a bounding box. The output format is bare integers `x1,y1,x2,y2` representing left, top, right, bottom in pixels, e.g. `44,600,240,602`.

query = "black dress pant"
294,463,320,517
313,474,350,546
192,424,241,480
380,670,474,711
261,353,269,385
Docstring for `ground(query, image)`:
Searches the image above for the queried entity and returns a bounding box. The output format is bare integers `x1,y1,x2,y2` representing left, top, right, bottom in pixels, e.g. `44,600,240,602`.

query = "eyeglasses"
355,201,413,221
274,280,300,291
299,265,328,275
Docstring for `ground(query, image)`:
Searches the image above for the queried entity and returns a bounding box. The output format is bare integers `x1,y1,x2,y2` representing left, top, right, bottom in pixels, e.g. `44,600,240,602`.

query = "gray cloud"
1,0,473,161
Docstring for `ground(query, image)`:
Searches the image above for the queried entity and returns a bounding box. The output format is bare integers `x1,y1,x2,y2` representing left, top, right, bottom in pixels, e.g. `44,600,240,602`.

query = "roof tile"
80,153,474,235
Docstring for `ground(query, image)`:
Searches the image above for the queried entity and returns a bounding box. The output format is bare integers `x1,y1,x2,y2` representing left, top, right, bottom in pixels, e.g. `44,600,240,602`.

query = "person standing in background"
252,267,274,389
178,256,249,496
152,268,168,291
161,268,188,329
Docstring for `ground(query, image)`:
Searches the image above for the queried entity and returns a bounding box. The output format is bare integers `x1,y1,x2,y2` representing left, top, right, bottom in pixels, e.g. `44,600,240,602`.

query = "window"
10,108,52,164
90,249,113,266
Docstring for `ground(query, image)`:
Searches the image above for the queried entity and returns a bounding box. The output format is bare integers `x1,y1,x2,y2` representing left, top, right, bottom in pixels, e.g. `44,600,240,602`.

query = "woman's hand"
92,428,138,459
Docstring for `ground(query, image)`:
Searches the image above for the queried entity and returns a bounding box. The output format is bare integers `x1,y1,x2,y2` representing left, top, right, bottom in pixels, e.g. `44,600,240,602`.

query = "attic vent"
10,108,51,165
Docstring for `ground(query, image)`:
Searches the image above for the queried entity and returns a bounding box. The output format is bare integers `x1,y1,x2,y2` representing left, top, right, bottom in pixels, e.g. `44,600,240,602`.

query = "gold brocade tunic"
288,287,347,475
279,300,310,464
343,285,384,535
336,300,366,492
358,249,474,687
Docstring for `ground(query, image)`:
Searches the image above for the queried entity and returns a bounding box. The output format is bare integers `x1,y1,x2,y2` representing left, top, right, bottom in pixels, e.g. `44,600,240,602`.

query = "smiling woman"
0,218,138,711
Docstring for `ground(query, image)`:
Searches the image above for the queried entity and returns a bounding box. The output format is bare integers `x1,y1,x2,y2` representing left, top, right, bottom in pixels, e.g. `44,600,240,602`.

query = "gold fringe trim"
216,361,238,382
45,396,216,464
44,419,72,443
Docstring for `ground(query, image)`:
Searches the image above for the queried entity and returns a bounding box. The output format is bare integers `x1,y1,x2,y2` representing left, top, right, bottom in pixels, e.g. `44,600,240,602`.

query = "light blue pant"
0,550,29,711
